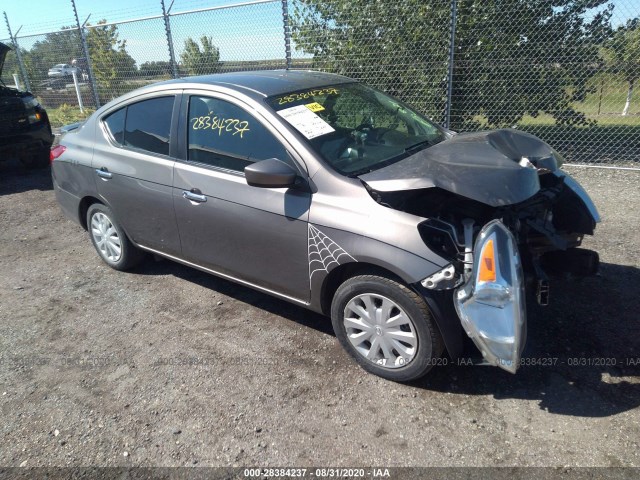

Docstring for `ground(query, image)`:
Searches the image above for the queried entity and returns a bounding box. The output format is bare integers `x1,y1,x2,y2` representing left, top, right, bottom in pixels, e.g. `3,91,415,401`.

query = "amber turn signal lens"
478,238,497,283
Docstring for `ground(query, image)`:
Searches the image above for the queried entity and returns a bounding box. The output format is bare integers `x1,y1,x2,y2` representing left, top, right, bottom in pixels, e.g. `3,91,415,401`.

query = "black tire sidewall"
331,275,439,382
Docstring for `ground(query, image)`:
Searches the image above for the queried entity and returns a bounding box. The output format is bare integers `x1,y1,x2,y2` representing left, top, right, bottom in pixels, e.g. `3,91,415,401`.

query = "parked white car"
47,64,76,77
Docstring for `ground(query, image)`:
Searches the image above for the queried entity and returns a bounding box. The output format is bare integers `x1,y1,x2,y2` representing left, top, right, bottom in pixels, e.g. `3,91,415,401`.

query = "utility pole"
71,0,100,108
161,0,179,78
282,0,292,69
444,0,458,129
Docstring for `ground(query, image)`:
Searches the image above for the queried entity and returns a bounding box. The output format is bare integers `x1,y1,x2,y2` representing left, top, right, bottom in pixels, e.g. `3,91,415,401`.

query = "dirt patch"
0,160,638,467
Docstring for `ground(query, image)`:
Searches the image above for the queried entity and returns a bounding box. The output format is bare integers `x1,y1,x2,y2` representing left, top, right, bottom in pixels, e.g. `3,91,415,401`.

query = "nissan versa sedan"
51,70,600,381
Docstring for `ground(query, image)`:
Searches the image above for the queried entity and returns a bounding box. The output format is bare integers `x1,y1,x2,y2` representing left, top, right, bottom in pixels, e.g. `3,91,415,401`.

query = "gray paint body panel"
50,71,600,365
359,129,554,206
173,162,311,300
92,93,182,255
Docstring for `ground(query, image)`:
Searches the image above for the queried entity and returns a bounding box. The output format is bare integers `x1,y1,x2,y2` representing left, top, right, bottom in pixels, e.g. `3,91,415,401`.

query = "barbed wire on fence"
1,0,638,167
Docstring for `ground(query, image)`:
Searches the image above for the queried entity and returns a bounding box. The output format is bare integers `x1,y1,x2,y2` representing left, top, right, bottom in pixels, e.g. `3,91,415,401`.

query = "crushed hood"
0,42,9,78
359,129,561,207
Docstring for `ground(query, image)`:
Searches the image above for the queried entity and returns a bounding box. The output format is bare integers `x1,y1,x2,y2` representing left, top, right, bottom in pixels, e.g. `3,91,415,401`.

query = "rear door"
172,91,311,302
93,92,182,256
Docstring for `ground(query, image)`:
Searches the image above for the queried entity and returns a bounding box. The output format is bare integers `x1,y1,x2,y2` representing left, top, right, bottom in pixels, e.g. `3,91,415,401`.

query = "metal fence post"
161,0,179,79
444,0,457,129
281,0,292,69
71,0,100,108
3,12,31,93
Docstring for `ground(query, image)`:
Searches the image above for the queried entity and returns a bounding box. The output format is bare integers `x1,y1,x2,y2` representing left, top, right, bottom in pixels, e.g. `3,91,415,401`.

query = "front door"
173,93,311,302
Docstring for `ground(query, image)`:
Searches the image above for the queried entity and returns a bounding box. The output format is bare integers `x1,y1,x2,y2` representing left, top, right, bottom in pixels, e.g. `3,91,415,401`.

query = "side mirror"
244,158,298,188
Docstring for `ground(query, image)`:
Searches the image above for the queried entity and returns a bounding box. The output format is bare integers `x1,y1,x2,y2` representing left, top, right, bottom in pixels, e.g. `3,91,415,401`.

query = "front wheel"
331,275,444,382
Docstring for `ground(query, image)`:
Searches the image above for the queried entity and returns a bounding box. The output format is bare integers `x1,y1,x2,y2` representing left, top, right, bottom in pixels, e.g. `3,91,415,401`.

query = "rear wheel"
86,203,145,271
331,274,444,382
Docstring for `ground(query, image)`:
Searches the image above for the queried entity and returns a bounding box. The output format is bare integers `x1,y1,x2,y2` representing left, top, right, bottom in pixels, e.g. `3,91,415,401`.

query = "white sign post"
72,70,84,114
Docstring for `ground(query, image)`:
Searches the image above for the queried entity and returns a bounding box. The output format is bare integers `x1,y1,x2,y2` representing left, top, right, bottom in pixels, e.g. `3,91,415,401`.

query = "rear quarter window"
101,96,175,156
124,97,174,156
103,108,125,145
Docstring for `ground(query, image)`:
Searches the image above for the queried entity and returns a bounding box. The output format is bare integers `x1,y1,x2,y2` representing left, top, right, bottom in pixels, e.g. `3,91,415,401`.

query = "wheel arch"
78,196,103,230
319,261,404,316
318,261,464,361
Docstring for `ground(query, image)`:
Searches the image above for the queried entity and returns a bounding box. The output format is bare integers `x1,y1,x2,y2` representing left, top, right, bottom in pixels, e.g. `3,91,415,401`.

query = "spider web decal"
308,224,356,282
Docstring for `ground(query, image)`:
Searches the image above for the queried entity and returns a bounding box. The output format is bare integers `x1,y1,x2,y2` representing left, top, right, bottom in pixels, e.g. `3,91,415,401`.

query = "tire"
331,274,444,382
86,203,145,271
20,147,50,169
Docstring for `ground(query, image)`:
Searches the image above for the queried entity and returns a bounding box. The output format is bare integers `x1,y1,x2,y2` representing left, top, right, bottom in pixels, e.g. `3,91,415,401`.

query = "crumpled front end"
453,220,526,373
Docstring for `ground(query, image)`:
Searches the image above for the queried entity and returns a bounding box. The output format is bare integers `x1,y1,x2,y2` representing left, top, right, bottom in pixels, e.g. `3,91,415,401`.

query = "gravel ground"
0,160,638,468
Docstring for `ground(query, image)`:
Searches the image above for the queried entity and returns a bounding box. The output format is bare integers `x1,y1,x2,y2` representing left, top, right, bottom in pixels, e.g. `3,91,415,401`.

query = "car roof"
153,69,355,98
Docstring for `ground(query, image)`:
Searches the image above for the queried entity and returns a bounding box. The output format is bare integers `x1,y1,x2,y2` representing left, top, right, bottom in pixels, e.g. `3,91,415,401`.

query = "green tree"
292,0,450,119
292,0,613,129
600,19,640,116
139,60,174,78
20,29,83,84
86,21,137,100
180,36,221,75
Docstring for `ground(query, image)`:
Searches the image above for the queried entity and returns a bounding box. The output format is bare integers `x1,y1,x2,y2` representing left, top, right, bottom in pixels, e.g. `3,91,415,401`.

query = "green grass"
46,104,94,128
518,124,640,164
579,73,639,117
483,75,640,164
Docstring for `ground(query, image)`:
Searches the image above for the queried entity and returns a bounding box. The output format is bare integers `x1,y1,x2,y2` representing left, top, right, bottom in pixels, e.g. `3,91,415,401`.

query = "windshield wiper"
347,167,374,177
404,139,433,153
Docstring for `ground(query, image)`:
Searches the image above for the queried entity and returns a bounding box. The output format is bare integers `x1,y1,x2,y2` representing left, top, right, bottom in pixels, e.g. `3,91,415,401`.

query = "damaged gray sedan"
52,71,600,381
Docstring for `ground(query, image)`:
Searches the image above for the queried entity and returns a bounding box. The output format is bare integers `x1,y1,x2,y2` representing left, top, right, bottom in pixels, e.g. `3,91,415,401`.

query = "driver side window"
187,96,290,173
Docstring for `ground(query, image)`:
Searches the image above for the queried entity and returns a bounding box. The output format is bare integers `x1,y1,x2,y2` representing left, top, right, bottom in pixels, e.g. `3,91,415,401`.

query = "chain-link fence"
2,0,639,168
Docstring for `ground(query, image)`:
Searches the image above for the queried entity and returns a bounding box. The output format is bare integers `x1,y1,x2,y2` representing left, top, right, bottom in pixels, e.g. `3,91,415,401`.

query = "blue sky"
0,0,290,63
1,0,639,65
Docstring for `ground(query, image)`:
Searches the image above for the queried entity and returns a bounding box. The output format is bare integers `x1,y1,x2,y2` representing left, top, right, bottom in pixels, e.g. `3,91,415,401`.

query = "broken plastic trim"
420,264,462,290
454,219,527,374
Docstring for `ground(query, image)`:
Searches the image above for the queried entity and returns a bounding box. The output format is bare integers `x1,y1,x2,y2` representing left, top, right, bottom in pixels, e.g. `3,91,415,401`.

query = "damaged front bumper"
453,220,527,373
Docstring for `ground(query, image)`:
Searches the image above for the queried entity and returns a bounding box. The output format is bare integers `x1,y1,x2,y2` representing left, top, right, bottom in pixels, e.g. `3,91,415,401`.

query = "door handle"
96,168,112,180
182,190,207,203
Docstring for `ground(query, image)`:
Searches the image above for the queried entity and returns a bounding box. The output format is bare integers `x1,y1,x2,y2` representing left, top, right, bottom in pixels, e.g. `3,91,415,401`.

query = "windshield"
266,82,446,175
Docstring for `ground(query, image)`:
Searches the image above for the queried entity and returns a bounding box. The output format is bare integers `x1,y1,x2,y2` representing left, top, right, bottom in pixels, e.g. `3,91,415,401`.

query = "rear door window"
124,96,174,156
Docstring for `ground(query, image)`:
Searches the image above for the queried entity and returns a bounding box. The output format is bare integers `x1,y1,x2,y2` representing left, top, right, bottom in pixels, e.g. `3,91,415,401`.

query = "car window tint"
187,96,289,172
124,96,174,156
103,108,125,145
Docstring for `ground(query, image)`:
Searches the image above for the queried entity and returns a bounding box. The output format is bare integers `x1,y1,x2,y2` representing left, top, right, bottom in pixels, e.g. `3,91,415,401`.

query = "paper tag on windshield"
277,105,334,139
305,102,325,112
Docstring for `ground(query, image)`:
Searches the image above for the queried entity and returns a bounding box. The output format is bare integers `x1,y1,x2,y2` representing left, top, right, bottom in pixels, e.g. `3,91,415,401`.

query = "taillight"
50,145,66,164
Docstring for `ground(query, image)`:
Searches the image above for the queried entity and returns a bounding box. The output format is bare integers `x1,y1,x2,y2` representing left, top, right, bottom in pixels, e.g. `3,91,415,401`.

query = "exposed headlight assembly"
454,219,526,373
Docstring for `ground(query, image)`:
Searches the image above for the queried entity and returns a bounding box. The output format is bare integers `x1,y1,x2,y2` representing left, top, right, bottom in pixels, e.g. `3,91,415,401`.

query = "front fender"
307,223,445,311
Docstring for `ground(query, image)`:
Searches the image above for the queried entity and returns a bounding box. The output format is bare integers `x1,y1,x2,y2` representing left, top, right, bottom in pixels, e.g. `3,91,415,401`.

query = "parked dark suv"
0,42,54,168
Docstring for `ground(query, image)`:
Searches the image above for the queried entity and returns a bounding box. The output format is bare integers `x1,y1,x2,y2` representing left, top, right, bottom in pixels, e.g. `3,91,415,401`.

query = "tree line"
292,0,640,125
3,2,638,119
3,22,220,101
